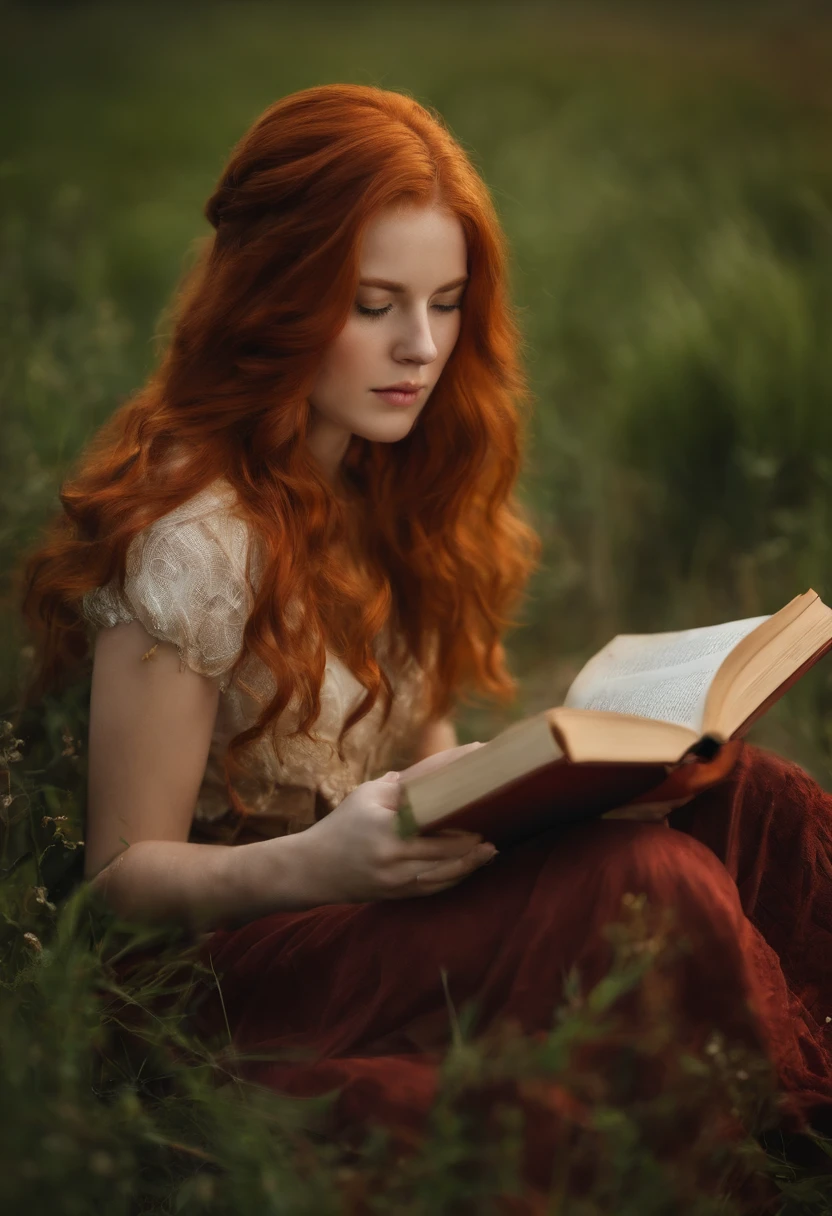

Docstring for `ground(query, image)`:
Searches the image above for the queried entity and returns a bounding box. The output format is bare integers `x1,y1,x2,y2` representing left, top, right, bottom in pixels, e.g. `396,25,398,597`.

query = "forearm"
88,834,317,934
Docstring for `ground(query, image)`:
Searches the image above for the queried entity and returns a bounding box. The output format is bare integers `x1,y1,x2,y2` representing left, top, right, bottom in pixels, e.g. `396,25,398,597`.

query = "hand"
290,742,498,904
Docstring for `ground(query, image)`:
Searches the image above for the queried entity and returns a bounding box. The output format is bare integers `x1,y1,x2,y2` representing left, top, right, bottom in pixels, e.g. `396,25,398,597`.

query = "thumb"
375,770,401,809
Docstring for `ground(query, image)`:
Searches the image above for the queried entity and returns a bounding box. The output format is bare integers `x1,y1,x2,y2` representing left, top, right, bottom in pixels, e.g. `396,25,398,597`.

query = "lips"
372,386,423,406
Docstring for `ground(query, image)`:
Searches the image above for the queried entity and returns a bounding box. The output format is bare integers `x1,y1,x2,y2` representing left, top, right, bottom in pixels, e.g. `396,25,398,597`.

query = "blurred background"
3,0,832,781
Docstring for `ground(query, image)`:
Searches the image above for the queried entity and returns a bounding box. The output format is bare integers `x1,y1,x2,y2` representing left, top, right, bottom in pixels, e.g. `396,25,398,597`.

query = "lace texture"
82,479,433,834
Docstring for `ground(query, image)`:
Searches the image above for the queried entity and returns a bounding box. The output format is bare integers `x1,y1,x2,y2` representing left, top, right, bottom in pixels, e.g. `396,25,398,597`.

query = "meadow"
3,2,832,1211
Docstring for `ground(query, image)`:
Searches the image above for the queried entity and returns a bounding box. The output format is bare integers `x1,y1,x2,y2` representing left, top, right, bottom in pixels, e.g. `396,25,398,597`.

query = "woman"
19,83,832,1195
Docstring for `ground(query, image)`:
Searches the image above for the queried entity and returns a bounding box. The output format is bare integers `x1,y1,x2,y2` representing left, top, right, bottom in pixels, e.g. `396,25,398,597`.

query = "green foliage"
3,3,832,1211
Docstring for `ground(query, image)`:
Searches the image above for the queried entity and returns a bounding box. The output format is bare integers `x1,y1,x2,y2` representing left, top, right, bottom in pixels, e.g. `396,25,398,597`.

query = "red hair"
18,83,542,813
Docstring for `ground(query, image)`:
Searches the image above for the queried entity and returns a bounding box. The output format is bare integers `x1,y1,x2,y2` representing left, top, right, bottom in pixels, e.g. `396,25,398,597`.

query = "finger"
375,800,483,851
399,836,487,863
411,844,496,885
373,773,401,810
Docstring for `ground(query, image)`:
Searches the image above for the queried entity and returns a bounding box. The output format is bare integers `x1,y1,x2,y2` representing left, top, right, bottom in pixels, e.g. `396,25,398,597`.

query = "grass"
3,2,832,1210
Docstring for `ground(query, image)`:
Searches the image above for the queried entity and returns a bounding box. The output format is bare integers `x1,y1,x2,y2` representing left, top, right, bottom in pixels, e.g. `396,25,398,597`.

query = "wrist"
224,830,329,919
277,826,333,909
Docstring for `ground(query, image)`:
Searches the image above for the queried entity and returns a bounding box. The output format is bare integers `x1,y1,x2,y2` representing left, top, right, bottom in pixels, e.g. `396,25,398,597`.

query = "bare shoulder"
84,618,220,879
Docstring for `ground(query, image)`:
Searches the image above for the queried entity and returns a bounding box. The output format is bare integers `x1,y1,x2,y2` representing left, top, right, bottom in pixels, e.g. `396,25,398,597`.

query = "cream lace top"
81,479,434,837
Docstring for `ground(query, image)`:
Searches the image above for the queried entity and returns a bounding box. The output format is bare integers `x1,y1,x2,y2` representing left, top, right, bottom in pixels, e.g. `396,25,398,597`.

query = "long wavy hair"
18,83,542,815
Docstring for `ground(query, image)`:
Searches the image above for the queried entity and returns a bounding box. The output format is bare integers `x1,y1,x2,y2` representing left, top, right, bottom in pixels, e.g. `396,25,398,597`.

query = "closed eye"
356,303,462,320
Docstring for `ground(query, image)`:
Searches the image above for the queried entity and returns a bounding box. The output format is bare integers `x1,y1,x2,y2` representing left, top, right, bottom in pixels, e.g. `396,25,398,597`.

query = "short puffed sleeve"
82,481,257,692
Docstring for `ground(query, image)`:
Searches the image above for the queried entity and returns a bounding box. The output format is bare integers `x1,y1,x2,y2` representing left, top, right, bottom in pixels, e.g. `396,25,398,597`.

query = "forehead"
358,204,467,282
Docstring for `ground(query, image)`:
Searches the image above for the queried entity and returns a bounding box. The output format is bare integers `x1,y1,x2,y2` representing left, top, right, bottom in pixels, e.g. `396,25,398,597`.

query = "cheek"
322,324,376,383
438,315,462,363
310,327,371,406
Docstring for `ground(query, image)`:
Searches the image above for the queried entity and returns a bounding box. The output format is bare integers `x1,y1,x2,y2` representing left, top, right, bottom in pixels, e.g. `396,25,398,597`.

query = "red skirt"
189,743,832,1185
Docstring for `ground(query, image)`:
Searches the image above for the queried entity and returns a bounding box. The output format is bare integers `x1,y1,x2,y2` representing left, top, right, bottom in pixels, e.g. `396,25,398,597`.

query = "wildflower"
1,721,24,764
32,886,57,912
42,814,69,828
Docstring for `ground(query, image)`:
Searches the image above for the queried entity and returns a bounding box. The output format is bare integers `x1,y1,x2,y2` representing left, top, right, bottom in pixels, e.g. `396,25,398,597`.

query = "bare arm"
86,622,495,933
85,620,314,933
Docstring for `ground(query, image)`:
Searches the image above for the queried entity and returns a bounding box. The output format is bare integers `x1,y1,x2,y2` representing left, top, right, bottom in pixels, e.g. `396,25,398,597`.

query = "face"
307,201,468,487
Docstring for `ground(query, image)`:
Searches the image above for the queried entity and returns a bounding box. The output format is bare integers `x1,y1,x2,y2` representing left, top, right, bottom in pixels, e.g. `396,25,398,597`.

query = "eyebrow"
358,275,469,294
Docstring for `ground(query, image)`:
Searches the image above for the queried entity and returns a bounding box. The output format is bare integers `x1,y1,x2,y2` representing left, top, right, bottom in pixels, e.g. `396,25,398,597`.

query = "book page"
563,615,769,733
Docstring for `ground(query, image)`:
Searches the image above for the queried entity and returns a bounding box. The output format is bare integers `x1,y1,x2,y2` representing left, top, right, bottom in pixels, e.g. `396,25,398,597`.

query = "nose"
393,306,439,366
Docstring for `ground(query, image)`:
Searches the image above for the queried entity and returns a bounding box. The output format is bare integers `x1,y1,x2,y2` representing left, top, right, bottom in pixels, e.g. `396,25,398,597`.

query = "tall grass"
3,3,832,1209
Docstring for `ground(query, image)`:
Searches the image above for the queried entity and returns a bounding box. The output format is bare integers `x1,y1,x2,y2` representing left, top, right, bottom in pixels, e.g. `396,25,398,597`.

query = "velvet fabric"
188,743,832,1187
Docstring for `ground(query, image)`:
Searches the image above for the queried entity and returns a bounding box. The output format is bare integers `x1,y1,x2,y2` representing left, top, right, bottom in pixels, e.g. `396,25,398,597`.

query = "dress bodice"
81,479,433,837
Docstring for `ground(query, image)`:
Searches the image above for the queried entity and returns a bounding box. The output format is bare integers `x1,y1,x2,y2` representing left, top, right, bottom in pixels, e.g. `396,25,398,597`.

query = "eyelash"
356,303,462,320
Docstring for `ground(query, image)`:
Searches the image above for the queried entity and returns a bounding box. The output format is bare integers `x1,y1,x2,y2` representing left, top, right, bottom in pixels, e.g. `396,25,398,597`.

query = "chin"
355,415,418,443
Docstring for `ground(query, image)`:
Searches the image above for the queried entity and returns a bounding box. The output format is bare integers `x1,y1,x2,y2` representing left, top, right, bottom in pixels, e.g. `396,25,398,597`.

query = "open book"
397,590,832,849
